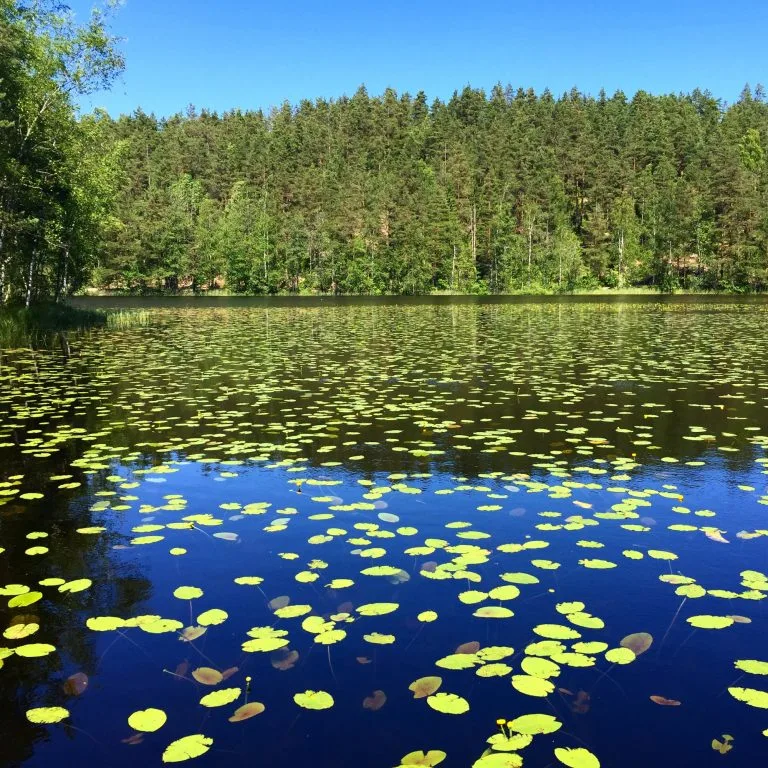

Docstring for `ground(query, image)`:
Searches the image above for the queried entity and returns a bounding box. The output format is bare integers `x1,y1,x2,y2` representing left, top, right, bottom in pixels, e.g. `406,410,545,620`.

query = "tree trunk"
527,224,533,281
618,230,624,288
470,204,477,269
25,251,36,308
54,245,69,303
0,224,6,306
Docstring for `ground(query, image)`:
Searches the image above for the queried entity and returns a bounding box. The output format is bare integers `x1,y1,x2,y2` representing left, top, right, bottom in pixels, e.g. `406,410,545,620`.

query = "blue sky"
69,0,768,117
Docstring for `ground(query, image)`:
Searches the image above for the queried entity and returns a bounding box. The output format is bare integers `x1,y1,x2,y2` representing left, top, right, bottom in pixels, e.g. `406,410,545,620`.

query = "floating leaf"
728,686,768,709
488,585,521,601
521,656,560,679
295,571,319,583
8,592,42,608
476,663,512,677
473,606,514,619
426,692,470,714
477,646,515,661
242,636,289,652
648,550,677,561
162,734,213,763
472,755,522,768
275,604,312,619
360,566,402,576
234,576,263,586
196,609,228,626
86,616,125,631
712,734,734,754
417,610,438,623
315,629,347,645
687,615,734,630
436,653,483,670
327,578,354,589
397,750,447,767
533,624,580,640
173,586,203,600
141,618,184,634
734,659,768,675
4,623,39,639
566,612,604,629
364,632,395,645
299,615,330,634
572,641,608,655
605,647,636,665
128,708,167,732
200,688,241,708
554,746,601,768
487,733,533,751
507,713,562,735
458,590,488,605
357,602,399,616
511,675,555,697
15,643,56,657
293,690,334,710
26,706,69,724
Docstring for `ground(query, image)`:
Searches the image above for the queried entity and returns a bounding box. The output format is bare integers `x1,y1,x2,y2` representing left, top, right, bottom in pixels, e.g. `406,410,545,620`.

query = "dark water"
1,297,768,768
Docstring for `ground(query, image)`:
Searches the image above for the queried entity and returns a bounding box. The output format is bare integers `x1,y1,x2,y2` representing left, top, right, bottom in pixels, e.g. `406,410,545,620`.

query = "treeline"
99,85,768,294
2,3,768,300
0,0,123,306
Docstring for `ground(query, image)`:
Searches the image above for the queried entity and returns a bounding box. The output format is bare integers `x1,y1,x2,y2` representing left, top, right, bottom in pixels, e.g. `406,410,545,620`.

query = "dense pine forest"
3,2,768,300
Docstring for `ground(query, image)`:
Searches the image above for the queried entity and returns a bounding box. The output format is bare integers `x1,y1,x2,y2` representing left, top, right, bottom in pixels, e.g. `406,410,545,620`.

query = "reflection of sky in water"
1,299,768,767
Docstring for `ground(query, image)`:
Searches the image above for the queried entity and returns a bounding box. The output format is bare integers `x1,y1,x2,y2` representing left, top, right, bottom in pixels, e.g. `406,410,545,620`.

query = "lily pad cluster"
2,301,768,766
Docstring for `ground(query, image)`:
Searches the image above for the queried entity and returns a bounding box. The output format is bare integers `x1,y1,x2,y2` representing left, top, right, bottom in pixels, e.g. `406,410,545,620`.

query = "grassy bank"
0,303,151,348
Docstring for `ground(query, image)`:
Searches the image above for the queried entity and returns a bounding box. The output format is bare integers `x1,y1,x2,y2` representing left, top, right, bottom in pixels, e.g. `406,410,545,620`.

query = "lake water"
1,296,768,768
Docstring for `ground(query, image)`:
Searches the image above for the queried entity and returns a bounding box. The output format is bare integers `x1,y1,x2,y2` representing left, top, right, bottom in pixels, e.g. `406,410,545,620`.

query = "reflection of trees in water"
0,449,152,766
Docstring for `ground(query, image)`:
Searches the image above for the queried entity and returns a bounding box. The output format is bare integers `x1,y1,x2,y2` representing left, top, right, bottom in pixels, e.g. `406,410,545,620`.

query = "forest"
2,1,768,300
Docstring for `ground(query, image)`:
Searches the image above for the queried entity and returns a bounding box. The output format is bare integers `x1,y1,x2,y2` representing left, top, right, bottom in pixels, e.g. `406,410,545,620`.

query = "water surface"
2,297,768,767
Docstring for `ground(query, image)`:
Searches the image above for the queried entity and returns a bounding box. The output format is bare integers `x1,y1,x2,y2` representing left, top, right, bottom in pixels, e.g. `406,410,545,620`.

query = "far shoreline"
76,286,768,299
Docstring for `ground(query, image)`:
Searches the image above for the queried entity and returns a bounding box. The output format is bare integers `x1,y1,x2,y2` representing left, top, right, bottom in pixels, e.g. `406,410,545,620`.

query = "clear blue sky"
69,0,768,117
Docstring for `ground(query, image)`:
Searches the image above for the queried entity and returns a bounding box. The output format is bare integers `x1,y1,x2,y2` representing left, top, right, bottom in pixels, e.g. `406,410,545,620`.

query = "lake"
1,296,767,768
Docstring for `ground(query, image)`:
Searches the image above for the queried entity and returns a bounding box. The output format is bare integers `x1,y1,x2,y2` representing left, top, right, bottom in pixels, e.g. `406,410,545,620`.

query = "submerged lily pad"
229,702,265,721
409,676,442,698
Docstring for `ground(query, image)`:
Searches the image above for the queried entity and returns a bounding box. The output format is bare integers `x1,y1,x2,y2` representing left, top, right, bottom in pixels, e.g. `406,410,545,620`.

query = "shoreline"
77,287,768,299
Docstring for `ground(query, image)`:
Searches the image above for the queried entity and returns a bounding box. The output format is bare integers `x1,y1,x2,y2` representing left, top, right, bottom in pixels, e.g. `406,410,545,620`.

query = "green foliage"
0,0,124,305
91,84,768,295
